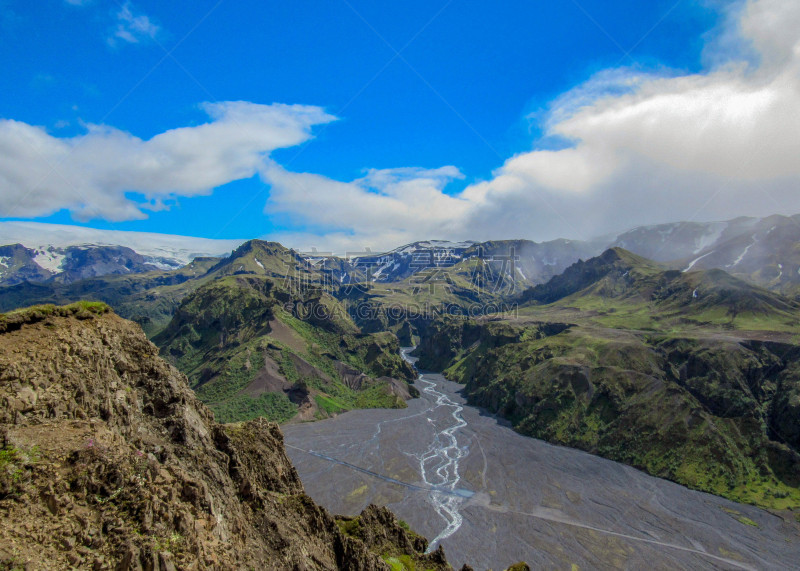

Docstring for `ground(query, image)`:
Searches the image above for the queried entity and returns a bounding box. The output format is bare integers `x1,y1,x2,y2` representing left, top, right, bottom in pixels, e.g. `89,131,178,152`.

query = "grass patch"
736,516,759,528
210,392,297,424
337,517,362,538
195,342,265,402
0,445,39,497
382,555,417,571
0,301,111,332
314,394,349,415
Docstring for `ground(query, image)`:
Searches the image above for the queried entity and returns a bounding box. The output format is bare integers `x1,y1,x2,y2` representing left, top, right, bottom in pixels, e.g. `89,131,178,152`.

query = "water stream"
402,348,472,549
283,348,800,569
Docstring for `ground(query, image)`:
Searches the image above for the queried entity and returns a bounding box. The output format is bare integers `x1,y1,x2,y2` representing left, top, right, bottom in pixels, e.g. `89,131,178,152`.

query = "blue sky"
2,0,800,252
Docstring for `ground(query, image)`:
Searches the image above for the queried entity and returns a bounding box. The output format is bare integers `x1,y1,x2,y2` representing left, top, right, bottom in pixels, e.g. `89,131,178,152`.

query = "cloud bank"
264,0,800,251
0,102,335,221
3,0,800,253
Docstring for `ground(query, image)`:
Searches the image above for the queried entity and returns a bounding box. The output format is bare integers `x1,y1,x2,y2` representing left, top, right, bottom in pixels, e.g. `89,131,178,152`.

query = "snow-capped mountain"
0,243,176,286
0,222,244,285
5,214,800,293
349,240,477,283
303,238,607,288
609,214,800,293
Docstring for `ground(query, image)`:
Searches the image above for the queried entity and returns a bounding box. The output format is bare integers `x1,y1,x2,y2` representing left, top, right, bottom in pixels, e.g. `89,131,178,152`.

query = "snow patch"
692,224,726,254
727,234,757,268
32,248,65,273
516,266,527,281
254,257,265,270
0,256,11,269
143,257,184,271
387,240,473,256
0,221,243,267
683,251,715,272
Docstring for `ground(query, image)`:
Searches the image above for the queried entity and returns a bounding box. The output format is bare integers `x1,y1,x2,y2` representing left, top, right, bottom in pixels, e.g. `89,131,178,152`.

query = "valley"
3,219,800,567
284,349,800,570
7,4,800,567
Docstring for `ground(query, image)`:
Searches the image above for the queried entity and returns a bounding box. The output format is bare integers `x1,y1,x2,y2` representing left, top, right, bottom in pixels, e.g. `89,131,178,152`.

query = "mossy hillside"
272,304,414,383
420,317,800,511
270,314,410,414
340,330,415,379
155,274,414,423
517,248,800,333
345,255,522,330
0,301,111,333
212,392,297,424
0,240,338,338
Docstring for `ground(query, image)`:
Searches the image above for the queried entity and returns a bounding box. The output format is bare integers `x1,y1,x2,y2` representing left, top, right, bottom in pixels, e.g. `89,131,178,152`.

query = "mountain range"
5,213,800,295
0,221,242,285
2,213,800,516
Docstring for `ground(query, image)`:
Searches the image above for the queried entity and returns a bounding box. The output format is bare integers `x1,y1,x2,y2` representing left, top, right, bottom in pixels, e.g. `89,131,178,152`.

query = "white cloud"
262,165,469,253
461,0,800,239
108,2,160,46
6,0,800,253
0,102,335,221
258,0,800,250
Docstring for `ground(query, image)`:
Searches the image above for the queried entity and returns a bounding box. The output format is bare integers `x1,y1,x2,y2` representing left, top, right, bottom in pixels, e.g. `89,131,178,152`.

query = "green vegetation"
154,270,414,424
514,248,800,333
736,516,759,528
0,300,110,331
314,394,349,416
152,532,185,553
383,554,418,571
416,250,800,512
0,445,39,497
337,517,362,538
212,392,297,424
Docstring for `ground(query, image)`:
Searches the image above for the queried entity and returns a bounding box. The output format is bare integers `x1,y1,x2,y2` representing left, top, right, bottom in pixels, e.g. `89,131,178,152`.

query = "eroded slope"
0,303,451,570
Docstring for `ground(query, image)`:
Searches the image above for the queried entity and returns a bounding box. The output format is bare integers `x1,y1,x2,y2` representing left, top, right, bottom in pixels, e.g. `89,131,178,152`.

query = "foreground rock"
0,303,452,570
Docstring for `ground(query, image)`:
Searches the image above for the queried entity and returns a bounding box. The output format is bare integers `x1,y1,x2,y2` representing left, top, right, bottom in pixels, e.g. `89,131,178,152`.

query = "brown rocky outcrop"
0,303,452,570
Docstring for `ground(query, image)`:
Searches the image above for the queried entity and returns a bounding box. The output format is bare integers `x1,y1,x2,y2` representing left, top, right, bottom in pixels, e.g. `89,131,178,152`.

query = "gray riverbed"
283,350,800,569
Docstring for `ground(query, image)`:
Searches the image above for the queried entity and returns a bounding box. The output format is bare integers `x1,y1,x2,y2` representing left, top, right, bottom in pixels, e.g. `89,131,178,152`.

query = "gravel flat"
283,352,800,570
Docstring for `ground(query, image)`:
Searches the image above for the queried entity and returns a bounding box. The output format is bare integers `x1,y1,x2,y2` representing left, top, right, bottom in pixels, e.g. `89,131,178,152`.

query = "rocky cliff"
0,302,452,570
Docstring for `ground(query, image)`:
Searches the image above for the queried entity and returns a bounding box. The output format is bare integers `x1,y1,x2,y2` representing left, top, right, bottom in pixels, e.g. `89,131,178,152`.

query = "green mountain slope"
517,247,800,332
415,249,800,511
153,274,416,423
0,240,330,337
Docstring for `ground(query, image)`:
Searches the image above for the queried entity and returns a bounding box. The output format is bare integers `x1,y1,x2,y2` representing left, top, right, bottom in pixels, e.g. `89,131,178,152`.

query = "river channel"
283,349,799,569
